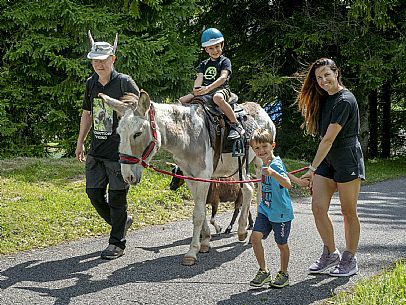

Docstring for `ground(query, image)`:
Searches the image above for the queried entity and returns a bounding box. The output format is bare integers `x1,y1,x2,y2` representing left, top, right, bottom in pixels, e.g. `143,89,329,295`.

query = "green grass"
362,157,406,184
325,260,406,305
0,153,192,255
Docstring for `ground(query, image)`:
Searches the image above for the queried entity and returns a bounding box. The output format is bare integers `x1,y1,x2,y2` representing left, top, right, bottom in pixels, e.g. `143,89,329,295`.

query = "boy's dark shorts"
253,212,291,245
85,155,128,191
316,140,365,183
212,88,231,102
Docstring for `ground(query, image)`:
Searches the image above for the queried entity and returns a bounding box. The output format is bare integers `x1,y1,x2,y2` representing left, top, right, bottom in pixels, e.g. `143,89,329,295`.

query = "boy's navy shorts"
253,212,291,245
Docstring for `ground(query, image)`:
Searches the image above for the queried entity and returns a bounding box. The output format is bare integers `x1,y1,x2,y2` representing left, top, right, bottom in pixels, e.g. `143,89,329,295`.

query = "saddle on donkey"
190,93,257,175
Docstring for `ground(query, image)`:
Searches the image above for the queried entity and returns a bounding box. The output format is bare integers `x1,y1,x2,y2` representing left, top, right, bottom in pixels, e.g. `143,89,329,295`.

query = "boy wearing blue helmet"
180,28,243,140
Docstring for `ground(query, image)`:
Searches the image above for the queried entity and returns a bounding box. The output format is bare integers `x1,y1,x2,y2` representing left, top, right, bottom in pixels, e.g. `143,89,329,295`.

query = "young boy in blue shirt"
179,28,243,140
249,128,308,288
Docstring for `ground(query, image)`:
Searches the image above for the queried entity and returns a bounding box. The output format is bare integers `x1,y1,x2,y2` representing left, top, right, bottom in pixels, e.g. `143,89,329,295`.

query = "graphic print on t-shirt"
262,173,273,207
204,66,217,81
93,98,113,139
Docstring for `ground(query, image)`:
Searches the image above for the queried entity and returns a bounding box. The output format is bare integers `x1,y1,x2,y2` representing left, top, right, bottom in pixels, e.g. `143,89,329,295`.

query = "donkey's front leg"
237,182,254,241
183,181,210,266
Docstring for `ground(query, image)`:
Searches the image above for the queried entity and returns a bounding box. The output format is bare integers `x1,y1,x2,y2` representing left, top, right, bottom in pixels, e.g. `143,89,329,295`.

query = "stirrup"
232,138,245,157
227,128,241,140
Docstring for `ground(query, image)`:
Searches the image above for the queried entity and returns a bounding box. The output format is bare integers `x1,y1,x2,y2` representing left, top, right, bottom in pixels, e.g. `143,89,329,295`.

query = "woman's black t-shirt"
319,89,360,144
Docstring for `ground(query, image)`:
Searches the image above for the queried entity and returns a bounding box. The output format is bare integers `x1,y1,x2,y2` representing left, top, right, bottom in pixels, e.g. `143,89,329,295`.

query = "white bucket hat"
87,31,118,60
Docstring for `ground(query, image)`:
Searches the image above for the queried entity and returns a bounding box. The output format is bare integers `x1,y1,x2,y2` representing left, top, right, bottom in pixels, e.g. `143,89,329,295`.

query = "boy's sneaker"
100,244,124,260
270,271,289,288
227,123,245,140
309,245,341,274
329,251,358,277
249,269,272,287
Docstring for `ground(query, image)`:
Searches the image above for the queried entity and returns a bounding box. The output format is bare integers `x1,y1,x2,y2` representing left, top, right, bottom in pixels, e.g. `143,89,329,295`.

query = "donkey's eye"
133,132,142,138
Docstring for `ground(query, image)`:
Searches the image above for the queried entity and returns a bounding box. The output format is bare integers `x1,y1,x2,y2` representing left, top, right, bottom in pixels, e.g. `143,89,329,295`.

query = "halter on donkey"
99,91,275,265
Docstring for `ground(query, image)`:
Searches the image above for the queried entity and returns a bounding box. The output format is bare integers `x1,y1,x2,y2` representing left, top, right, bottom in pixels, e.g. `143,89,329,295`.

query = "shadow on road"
0,238,250,305
136,231,239,254
217,274,349,305
0,251,106,290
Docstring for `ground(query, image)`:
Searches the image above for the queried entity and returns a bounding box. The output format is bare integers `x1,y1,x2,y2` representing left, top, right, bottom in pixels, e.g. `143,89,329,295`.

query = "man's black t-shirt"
319,89,360,143
83,69,139,160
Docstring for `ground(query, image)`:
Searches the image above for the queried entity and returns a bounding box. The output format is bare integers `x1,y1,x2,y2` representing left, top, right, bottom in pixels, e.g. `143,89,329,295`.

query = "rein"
119,152,309,184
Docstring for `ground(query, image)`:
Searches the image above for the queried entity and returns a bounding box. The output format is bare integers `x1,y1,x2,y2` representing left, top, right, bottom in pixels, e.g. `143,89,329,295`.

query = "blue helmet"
201,28,224,47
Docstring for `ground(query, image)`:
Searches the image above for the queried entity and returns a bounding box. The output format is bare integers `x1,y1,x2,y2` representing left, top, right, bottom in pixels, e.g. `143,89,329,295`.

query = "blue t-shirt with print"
258,156,294,223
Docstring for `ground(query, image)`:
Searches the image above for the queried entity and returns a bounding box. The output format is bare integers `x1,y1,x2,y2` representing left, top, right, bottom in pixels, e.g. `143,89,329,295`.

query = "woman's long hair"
296,58,342,135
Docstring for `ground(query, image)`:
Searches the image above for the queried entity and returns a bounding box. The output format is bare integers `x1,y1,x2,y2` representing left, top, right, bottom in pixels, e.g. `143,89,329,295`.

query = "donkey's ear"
137,90,151,116
98,93,129,116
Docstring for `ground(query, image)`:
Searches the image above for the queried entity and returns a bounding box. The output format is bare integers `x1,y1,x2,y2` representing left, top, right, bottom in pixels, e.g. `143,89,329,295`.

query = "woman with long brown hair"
297,58,365,277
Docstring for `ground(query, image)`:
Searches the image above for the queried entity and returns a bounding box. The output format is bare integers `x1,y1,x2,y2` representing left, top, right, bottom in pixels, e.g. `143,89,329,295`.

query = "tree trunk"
380,81,391,158
354,86,369,158
368,90,378,158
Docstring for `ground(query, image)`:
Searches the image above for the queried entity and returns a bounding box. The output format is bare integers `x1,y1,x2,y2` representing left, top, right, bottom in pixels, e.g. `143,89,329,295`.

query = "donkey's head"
99,91,161,185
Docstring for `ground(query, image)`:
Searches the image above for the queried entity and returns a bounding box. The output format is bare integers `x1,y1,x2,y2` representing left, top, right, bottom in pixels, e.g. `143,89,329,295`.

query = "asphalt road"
1,178,405,305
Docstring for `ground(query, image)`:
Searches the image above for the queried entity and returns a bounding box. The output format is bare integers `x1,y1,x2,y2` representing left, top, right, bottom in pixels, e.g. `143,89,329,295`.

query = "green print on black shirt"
93,98,114,139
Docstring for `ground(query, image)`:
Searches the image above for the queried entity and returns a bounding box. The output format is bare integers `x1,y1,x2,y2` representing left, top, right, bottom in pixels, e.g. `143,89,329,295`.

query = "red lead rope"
150,164,309,184
118,103,309,183
119,154,309,184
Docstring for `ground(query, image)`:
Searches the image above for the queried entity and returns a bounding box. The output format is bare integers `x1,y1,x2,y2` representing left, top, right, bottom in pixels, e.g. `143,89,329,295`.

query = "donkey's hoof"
199,245,210,253
238,232,248,241
224,227,232,234
182,256,197,266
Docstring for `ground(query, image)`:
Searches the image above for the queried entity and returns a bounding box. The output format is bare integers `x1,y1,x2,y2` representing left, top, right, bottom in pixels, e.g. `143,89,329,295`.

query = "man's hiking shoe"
329,251,358,277
249,269,272,287
270,271,289,288
124,216,133,237
309,245,340,274
100,244,124,260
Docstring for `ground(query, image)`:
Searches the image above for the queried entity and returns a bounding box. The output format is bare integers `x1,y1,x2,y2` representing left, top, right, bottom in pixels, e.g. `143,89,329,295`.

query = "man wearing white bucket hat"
75,31,139,260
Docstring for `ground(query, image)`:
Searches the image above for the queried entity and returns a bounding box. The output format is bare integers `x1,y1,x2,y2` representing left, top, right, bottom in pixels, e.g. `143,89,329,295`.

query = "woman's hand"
296,176,310,187
301,170,315,192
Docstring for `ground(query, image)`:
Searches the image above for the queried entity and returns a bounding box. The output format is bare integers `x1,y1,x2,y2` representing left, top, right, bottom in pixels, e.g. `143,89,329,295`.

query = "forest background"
0,0,405,160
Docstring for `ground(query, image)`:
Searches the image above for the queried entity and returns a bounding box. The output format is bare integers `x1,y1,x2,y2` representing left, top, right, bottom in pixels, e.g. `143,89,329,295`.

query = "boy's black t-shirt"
82,69,139,161
197,55,232,89
319,89,360,142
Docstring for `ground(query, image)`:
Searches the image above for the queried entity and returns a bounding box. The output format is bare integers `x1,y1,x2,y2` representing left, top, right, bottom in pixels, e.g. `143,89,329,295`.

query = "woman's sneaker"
329,251,358,277
249,269,272,287
309,246,341,274
270,271,289,288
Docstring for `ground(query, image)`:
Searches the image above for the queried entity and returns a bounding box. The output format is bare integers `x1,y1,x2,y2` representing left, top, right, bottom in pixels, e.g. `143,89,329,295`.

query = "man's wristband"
309,165,317,172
